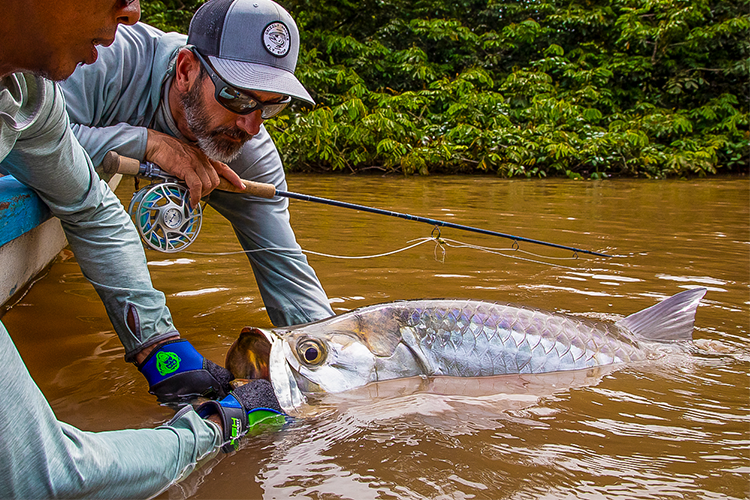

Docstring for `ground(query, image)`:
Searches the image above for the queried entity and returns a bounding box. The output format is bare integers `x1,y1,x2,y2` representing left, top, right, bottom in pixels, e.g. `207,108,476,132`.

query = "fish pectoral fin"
616,287,707,342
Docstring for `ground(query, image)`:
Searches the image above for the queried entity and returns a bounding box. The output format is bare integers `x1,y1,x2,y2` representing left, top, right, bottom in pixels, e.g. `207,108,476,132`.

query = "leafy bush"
142,0,749,177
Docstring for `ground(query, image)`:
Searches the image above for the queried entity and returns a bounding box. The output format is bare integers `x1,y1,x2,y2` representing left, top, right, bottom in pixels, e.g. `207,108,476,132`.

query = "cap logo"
263,22,291,57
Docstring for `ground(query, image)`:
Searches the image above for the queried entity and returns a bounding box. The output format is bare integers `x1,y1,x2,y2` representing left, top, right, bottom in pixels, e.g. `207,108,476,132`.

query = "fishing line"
180,231,582,269
181,238,436,258
427,226,580,268
439,238,580,270
440,237,581,260
303,238,436,260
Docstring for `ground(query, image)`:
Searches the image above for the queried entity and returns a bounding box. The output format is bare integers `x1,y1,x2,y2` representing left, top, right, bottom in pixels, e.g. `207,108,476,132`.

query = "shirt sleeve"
0,320,222,499
1,75,178,358
209,126,334,325
70,122,148,166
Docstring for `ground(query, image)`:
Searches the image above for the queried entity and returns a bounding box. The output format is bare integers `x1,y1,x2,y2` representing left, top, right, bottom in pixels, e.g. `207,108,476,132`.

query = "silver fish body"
230,288,707,412
361,299,646,376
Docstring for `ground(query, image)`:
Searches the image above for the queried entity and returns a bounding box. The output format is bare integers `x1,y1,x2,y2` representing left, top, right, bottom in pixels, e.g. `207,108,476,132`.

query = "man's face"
28,0,140,80
179,72,281,163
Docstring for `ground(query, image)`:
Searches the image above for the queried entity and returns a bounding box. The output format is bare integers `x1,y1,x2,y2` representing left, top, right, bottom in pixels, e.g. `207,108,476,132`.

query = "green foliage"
140,0,203,33
141,0,749,177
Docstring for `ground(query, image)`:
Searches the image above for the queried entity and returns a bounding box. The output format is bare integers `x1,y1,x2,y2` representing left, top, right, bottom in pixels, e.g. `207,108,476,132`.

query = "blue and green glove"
197,379,285,452
137,339,233,403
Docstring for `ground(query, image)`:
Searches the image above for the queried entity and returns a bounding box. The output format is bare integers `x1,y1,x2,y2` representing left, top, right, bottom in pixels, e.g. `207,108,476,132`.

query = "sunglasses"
192,50,291,119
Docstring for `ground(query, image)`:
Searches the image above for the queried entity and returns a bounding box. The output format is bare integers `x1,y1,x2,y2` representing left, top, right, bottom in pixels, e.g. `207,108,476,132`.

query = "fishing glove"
197,379,285,452
137,339,233,403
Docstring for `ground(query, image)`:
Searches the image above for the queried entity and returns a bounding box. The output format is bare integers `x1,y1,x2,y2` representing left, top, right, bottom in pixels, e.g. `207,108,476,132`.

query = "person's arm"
70,119,242,206
144,128,243,206
208,126,334,326
0,76,223,498
70,121,148,167
2,76,176,358
0,320,222,499
0,320,282,498
4,76,235,403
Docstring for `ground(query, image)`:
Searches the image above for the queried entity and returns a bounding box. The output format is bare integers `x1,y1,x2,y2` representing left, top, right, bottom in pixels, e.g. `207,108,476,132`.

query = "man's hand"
137,339,234,403
197,379,285,452
145,129,244,206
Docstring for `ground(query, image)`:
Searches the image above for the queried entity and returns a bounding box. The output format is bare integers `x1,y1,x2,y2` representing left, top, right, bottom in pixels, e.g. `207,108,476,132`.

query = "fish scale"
398,300,647,376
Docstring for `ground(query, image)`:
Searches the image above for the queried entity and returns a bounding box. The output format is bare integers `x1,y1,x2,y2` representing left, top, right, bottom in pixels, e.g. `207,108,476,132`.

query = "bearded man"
61,0,335,339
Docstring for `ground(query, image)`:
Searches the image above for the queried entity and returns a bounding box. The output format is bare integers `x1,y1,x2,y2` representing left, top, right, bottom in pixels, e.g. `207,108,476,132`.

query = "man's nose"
117,0,141,27
236,110,263,136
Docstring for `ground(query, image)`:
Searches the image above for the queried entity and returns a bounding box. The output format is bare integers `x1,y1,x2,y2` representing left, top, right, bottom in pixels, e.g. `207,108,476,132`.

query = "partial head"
2,0,141,80
188,0,313,105
171,0,313,162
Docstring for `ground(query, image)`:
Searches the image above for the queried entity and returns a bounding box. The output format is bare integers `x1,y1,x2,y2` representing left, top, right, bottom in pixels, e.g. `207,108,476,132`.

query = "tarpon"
226,288,707,412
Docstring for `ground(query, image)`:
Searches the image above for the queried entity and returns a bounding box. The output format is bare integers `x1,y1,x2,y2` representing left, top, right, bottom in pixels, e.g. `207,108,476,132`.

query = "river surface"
3,175,749,499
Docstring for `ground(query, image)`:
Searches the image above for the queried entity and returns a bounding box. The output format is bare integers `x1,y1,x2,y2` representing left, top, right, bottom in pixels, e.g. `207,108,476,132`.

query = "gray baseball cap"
187,0,314,105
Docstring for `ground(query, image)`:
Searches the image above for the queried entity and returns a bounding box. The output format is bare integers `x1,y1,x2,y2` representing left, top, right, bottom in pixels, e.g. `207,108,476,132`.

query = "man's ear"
174,49,201,93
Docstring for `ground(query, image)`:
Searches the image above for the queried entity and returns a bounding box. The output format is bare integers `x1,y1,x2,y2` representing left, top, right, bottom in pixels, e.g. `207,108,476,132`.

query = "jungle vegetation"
142,0,749,178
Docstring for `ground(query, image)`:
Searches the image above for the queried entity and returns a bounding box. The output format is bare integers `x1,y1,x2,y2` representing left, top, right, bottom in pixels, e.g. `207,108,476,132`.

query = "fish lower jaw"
290,366,324,393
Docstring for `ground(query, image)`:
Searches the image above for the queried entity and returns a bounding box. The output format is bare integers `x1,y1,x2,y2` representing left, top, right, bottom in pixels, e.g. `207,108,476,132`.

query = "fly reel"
127,181,202,253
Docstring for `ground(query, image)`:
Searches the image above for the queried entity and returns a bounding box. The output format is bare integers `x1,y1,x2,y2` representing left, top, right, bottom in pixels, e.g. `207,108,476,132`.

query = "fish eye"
297,339,326,366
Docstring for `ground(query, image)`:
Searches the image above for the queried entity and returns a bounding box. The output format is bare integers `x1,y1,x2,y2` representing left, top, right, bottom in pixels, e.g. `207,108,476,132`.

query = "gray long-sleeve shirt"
60,22,334,326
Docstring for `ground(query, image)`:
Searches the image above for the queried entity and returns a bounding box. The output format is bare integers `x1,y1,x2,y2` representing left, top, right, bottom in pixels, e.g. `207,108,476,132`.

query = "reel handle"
102,151,278,199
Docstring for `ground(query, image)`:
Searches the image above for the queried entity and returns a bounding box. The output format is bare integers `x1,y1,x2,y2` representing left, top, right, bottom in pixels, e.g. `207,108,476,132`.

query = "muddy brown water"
3,175,749,499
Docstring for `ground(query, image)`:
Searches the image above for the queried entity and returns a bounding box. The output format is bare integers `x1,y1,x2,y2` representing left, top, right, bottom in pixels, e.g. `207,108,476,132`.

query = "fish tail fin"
615,287,707,342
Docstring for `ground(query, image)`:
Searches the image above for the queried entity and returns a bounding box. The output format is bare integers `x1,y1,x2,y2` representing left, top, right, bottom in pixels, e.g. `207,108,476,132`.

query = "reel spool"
128,182,202,253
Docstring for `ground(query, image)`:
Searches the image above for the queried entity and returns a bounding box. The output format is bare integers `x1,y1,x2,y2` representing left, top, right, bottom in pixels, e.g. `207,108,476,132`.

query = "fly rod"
102,151,611,257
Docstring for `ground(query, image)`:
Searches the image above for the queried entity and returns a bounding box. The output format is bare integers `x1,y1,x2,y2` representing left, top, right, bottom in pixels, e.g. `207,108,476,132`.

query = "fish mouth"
225,327,305,413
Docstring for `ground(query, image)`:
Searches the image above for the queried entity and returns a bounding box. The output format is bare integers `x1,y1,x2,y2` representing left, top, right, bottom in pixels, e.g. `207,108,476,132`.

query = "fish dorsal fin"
616,287,707,342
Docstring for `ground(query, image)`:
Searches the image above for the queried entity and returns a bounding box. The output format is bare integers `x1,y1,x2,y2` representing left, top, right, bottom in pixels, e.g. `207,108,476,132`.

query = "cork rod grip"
101,151,277,199
216,177,277,198
102,150,141,176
